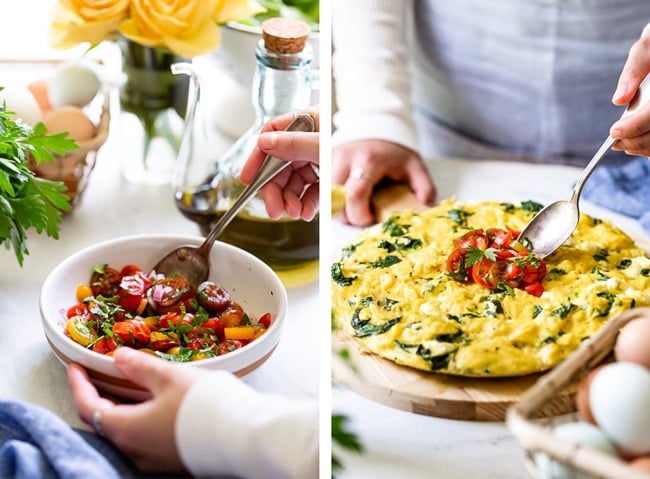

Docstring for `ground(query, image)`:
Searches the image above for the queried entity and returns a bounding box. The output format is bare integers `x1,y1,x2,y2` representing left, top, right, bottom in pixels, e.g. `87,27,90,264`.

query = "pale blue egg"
533,421,617,479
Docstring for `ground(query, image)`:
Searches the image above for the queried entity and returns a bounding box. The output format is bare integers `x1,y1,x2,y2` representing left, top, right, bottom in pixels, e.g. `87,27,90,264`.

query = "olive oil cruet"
172,18,319,287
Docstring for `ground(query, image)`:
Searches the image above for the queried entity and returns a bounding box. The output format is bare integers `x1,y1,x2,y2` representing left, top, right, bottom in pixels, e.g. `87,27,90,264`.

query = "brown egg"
614,318,650,369
28,78,52,115
43,106,96,142
575,364,608,425
631,455,650,472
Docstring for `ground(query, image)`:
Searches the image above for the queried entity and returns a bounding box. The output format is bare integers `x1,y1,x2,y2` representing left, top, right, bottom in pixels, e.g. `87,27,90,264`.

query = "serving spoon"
152,112,316,287
518,75,650,258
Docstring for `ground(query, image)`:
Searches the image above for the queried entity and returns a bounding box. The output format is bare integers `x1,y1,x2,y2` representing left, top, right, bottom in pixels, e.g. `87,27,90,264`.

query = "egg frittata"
331,198,650,377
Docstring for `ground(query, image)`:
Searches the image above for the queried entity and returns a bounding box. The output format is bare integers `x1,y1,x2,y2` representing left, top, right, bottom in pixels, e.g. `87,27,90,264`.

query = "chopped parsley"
354,317,401,338
551,303,576,319
382,216,409,236
594,292,616,317
378,236,423,253
416,346,453,370
520,200,544,212
616,259,632,270
331,262,356,286
368,255,401,268
447,208,473,227
593,249,610,262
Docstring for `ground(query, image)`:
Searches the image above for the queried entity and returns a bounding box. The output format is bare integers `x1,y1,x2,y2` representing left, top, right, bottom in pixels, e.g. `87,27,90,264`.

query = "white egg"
48,59,101,108
590,362,650,455
0,83,43,126
533,421,617,479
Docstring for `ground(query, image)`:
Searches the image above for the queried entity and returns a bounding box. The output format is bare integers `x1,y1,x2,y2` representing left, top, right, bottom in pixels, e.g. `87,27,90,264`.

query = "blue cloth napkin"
0,400,120,479
581,155,650,233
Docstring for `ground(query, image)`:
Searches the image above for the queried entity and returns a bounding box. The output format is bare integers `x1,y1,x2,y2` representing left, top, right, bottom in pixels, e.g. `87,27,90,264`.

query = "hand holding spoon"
518,74,650,258
152,113,316,287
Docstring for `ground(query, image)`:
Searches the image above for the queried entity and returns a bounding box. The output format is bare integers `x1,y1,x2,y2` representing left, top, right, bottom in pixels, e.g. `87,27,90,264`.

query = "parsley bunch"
0,101,77,265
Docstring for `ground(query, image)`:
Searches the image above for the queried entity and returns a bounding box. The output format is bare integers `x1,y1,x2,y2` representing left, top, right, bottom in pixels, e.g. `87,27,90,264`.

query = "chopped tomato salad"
446,228,547,296
64,263,272,361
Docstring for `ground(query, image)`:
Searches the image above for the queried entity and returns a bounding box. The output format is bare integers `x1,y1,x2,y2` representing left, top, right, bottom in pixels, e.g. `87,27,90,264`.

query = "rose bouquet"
48,0,264,185
48,0,264,58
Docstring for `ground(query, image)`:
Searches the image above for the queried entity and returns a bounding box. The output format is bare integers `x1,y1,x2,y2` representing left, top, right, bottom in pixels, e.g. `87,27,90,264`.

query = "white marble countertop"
330,157,650,479
0,96,320,433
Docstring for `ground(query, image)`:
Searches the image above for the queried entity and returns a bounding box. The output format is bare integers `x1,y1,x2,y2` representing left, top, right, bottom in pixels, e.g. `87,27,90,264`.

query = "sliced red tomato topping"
446,227,547,296
454,229,489,252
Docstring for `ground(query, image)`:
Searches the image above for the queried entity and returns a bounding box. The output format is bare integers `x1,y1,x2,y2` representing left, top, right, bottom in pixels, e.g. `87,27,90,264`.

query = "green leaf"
0,102,76,265
465,246,497,267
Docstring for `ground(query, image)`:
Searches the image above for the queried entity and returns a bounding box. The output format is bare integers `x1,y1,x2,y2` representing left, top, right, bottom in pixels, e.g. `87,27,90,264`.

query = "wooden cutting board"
331,184,576,421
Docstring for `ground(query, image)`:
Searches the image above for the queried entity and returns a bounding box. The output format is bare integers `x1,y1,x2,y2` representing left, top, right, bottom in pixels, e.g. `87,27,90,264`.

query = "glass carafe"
172,19,318,286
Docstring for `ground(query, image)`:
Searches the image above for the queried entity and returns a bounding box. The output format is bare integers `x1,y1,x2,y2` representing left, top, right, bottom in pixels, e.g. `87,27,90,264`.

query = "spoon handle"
571,73,650,205
198,113,317,255
570,135,616,204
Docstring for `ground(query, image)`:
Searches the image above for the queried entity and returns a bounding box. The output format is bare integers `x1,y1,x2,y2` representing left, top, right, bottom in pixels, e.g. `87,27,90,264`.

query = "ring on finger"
349,166,369,181
92,405,113,437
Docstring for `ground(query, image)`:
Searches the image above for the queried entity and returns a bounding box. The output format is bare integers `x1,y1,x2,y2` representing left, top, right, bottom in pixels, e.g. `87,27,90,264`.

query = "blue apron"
410,0,650,165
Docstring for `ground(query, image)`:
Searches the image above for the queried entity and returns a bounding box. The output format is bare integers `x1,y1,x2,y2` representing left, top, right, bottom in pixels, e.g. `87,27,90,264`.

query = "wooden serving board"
331,184,625,422
332,330,577,422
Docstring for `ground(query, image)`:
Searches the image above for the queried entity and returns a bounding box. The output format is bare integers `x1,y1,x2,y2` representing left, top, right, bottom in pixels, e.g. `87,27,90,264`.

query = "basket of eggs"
507,307,650,479
1,58,109,208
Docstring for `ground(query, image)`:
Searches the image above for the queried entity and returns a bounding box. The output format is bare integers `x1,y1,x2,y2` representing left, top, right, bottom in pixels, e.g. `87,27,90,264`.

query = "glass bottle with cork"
173,17,319,287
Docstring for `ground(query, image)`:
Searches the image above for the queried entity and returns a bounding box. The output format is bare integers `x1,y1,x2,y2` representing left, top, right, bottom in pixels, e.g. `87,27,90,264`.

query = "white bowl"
40,234,288,400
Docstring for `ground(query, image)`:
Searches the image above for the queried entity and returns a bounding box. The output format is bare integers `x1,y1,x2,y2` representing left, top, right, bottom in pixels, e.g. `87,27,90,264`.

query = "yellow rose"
119,0,260,58
49,0,129,49
212,0,265,24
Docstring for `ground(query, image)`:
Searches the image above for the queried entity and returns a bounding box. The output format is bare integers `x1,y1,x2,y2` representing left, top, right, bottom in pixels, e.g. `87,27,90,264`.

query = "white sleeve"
175,370,318,479
332,0,419,153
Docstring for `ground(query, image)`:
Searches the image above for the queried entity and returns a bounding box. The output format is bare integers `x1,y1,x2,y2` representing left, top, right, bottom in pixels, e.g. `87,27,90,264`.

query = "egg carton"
506,307,650,479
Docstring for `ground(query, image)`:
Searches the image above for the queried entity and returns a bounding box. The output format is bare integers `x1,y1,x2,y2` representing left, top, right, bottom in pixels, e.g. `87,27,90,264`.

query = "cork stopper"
261,17,310,54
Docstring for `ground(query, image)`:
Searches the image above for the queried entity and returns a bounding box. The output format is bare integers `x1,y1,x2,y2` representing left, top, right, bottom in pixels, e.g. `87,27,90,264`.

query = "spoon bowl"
518,74,650,257
517,200,579,258
152,112,316,286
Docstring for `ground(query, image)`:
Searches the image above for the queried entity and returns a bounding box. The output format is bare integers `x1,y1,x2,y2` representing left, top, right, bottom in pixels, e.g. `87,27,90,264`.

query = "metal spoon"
518,75,650,258
152,112,316,286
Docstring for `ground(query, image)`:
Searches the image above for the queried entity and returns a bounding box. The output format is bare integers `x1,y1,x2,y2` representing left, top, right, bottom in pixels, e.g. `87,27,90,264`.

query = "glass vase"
117,38,189,185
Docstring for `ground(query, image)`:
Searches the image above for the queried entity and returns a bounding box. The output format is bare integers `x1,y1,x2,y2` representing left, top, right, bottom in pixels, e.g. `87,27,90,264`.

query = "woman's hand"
67,348,202,475
610,25,650,157
239,108,320,221
332,140,436,226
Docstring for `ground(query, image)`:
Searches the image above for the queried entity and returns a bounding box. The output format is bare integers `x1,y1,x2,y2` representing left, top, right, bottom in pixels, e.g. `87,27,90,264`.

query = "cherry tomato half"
197,281,230,312
220,303,244,327
201,317,225,340
66,303,90,319
147,276,194,314
90,266,122,297
219,339,244,355
112,319,152,346
258,312,272,329
454,230,488,252
446,248,469,281
92,337,118,355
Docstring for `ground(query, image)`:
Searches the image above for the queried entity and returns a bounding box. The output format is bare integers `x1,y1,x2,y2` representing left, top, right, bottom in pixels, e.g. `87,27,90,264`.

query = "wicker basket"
506,307,650,479
1,58,110,209
29,90,110,208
